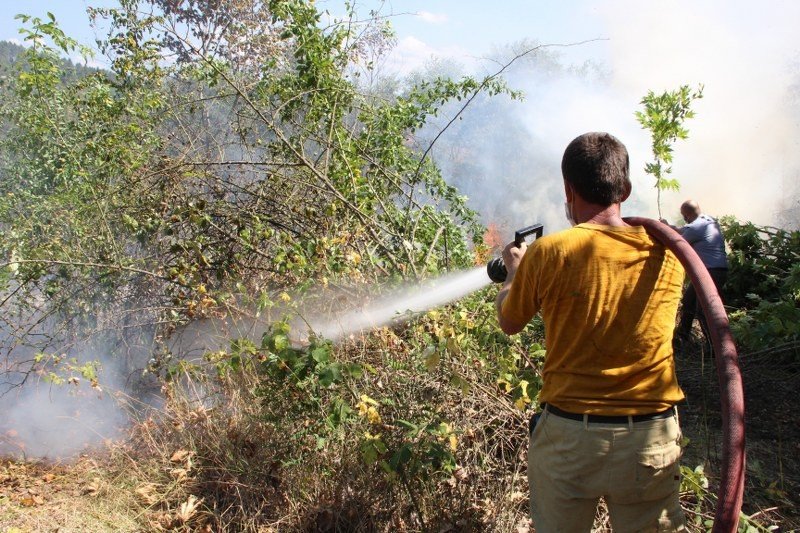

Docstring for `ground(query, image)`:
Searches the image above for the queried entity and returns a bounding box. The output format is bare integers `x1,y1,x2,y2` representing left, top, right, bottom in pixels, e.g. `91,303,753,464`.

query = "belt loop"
627,415,633,430
582,413,588,429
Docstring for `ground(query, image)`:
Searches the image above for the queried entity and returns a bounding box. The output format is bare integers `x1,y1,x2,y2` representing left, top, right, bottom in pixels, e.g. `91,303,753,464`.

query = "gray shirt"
679,214,728,269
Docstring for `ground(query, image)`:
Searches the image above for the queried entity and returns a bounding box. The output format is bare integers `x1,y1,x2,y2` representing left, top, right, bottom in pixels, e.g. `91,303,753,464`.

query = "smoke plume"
407,0,800,231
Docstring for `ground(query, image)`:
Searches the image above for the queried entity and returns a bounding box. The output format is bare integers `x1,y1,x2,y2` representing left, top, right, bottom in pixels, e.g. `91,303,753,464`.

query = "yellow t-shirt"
501,223,686,415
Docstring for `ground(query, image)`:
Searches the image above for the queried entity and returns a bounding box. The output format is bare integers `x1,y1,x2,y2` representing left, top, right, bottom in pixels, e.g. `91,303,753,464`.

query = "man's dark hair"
561,132,630,206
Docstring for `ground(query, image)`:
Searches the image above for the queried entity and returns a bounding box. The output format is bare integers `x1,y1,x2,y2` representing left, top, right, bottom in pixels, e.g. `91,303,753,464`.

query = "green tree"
0,10,169,385
635,84,703,218
0,0,517,383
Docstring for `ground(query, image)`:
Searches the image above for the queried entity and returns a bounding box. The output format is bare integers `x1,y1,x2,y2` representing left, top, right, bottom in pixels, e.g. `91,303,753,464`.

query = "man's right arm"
496,282,528,334
680,221,703,244
494,240,532,335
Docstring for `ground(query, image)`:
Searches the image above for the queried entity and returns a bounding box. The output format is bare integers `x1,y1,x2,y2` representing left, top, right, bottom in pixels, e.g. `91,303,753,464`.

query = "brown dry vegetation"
676,336,800,530
1,321,798,532
0,455,141,531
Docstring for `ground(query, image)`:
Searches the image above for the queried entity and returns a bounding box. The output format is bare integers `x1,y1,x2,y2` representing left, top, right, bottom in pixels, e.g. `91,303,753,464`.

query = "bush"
721,217,800,353
121,289,544,531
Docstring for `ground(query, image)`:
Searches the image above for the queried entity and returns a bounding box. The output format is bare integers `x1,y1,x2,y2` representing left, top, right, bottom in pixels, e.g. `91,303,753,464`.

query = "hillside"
1,2,799,532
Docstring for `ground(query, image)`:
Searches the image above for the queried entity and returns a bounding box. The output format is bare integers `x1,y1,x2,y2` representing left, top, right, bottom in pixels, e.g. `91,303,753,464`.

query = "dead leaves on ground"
1,459,62,508
169,448,193,483
141,448,212,530
135,482,161,505
170,448,191,463
147,495,207,531
19,493,45,507
81,476,102,496
0,455,211,531
177,495,203,523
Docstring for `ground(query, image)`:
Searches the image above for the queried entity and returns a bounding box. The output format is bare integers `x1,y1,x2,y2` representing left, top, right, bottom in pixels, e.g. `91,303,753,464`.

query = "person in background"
662,200,728,343
496,132,686,532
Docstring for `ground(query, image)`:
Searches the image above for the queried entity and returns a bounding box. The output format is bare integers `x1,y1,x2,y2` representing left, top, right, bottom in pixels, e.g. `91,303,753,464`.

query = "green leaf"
346,363,363,378
272,334,289,352
311,346,330,363
362,443,378,464
449,372,471,394
317,363,342,387
423,347,440,372
388,444,413,471
396,419,420,433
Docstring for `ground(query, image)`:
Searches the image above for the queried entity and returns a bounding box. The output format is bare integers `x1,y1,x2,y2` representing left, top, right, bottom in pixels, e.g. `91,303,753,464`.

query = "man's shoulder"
533,227,590,249
695,214,717,226
681,217,709,235
537,225,654,245
538,226,580,241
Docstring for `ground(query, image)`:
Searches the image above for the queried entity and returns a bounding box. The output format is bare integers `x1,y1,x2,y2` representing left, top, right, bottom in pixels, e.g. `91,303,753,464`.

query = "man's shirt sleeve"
500,243,543,326
680,220,704,244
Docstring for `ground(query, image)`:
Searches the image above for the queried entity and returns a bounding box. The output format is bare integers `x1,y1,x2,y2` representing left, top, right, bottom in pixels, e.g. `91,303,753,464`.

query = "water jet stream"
312,267,490,341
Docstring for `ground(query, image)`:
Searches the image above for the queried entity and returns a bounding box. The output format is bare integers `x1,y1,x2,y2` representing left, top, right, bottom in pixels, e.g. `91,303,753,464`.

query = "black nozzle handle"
514,224,544,247
488,223,545,284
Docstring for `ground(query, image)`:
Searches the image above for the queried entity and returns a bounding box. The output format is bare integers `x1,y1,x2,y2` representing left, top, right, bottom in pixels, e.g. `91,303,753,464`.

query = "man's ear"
621,181,632,202
564,180,574,202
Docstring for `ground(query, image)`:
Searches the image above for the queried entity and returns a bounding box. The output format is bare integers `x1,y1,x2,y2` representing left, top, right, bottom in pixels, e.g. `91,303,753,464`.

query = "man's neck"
575,202,627,227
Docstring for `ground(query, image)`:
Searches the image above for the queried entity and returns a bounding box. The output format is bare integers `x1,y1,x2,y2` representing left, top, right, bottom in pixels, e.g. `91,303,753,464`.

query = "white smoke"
3,0,799,459
599,0,800,225
0,312,273,458
396,0,800,229
0,336,136,458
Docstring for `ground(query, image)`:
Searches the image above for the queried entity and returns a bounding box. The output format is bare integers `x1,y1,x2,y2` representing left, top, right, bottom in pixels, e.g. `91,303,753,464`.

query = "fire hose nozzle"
487,223,543,283
486,257,509,283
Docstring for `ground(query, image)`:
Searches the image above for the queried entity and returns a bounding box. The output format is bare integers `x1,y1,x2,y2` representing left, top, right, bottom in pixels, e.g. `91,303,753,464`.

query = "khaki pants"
528,408,686,532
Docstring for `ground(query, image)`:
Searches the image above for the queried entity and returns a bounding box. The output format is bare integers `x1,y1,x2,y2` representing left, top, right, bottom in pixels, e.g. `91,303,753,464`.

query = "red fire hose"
625,217,745,532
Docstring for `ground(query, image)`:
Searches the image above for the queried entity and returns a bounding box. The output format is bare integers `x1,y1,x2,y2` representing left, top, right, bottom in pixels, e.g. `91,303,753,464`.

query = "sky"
1,0,115,54
0,0,609,66
354,0,610,70
2,1,800,226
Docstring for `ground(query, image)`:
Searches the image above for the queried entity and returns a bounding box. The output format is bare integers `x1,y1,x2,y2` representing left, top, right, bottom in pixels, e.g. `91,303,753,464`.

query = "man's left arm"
496,283,528,334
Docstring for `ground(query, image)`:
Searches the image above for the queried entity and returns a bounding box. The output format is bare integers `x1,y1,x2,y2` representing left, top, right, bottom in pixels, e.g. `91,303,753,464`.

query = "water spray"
312,268,492,341
312,223,546,340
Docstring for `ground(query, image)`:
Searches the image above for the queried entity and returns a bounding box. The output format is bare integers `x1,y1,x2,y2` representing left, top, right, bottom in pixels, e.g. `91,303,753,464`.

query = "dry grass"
675,332,800,530
1,316,797,532
0,454,142,532
110,329,536,532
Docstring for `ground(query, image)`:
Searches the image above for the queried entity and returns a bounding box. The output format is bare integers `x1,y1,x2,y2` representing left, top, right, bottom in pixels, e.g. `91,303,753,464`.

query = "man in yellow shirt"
496,132,687,532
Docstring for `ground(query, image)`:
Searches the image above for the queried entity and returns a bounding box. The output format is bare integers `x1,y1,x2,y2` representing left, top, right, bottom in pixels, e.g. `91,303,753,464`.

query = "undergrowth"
106,287,790,532
117,289,540,531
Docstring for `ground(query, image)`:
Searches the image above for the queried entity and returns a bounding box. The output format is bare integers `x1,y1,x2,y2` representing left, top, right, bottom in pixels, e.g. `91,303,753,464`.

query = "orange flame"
483,223,504,250
474,222,505,265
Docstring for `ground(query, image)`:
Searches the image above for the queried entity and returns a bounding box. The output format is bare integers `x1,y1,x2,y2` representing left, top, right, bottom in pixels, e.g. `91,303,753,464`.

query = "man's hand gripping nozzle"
486,224,543,283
